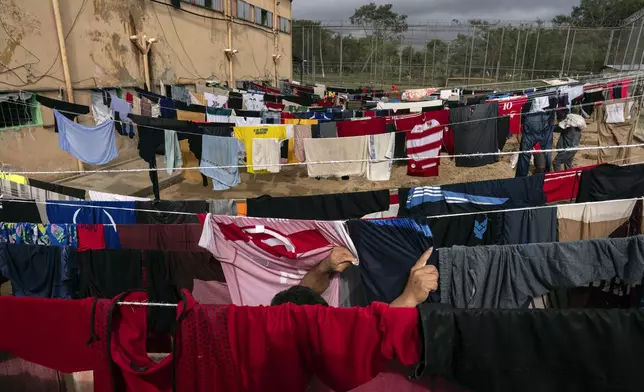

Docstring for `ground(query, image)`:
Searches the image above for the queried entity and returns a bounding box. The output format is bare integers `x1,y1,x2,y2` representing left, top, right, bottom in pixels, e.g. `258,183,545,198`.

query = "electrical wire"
0,0,89,88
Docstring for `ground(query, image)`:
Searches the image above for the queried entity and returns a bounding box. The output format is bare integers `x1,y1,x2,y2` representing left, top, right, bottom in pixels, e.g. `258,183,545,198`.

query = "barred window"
0,94,41,130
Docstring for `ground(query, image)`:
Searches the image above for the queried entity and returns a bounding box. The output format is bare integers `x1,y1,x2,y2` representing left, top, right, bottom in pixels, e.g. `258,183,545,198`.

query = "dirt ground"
156,118,644,200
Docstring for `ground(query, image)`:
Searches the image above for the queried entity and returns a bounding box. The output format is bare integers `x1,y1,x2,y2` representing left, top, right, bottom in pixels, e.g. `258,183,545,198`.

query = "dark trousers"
516,112,554,177
553,128,581,171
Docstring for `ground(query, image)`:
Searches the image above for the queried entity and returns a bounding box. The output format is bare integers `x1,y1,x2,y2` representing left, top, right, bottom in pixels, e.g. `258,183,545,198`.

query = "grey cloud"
292,0,580,23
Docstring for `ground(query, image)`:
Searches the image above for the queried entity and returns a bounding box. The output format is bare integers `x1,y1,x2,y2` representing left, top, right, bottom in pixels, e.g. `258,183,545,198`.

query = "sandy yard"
157,118,644,200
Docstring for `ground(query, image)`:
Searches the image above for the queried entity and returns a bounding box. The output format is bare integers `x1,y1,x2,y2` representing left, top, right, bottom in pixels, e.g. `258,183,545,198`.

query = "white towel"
531,97,550,112
252,138,281,173
605,103,626,124
367,133,395,181
303,136,368,178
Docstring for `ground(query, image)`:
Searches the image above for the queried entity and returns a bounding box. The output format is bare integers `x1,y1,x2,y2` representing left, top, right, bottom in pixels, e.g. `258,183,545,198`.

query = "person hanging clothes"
199,214,357,307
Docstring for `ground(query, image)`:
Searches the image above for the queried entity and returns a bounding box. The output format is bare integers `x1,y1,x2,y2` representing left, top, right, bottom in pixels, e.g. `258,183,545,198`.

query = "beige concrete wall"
0,0,292,178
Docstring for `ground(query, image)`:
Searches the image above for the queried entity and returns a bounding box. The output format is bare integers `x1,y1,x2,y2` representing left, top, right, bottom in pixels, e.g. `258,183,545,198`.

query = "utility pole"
52,0,83,173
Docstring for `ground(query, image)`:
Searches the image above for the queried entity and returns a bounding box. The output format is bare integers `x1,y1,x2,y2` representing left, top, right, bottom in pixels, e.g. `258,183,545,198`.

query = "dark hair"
270,286,329,306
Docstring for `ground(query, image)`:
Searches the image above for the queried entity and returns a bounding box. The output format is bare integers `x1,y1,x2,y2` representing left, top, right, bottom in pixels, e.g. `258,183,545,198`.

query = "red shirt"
487,96,528,135
336,118,386,138
543,165,598,203
386,113,424,132
0,293,420,392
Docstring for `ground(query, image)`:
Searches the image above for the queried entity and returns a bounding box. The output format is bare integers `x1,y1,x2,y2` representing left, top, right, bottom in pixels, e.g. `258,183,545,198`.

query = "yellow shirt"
234,125,287,173
283,119,318,125
0,173,27,184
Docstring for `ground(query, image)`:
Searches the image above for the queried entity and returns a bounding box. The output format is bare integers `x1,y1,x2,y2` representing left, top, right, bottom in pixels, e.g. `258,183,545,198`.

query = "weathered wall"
0,0,292,178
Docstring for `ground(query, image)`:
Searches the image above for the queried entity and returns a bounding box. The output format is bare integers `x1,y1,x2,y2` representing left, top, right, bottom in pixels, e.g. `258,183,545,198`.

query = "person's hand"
318,247,357,274
391,248,439,308
300,247,357,295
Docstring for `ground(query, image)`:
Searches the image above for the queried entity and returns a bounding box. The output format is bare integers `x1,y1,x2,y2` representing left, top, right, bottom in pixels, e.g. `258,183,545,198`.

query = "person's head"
270,286,329,306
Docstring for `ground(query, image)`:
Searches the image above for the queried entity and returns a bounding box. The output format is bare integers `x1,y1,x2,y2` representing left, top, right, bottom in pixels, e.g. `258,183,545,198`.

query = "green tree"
553,0,644,26
349,3,408,39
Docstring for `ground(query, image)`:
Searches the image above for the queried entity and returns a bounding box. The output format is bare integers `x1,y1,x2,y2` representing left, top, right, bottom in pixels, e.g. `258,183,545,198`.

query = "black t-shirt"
247,190,390,220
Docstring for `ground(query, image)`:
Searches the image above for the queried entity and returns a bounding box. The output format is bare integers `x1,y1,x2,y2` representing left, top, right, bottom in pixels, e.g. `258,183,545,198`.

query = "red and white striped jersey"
406,119,444,177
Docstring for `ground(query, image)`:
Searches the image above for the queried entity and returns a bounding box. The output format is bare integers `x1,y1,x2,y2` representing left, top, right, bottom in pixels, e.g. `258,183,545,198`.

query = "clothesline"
6,84,639,140
2,191,643,224
449,70,644,89
6,139,644,176
22,68,641,104
117,301,178,307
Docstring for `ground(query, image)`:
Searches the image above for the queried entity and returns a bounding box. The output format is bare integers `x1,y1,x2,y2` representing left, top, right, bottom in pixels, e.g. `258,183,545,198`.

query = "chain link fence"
292,20,644,90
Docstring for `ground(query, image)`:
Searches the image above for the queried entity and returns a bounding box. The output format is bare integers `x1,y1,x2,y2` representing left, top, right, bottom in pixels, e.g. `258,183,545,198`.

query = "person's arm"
391,247,439,308
299,246,439,308
300,247,357,295
0,296,95,373
227,302,420,392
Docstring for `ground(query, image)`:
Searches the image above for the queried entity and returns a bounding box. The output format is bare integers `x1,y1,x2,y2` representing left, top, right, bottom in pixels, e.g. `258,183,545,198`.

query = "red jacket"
0,291,420,392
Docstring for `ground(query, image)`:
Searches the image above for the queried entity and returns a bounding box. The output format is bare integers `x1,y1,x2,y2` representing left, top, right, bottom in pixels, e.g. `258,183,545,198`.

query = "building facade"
0,0,293,177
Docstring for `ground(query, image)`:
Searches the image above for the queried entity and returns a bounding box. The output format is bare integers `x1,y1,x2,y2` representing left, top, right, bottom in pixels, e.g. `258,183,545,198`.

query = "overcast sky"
292,0,580,23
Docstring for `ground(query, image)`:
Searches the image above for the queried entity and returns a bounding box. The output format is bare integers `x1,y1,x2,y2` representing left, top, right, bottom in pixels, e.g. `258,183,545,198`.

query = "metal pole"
445,41,451,84
422,27,429,85
560,26,571,77
309,26,313,75
468,26,476,83
463,27,470,78
312,55,316,84
482,31,489,79
639,42,644,70
408,43,413,82
52,0,83,173
622,23,635,68
519,29,529,82
630,18,644,69
301,25,305,76
566,29,577,75
339,23,343,81
496,28,505,81
512,29,521,82
605,30,615,66
431,38,436,85
531,28,540,80
614,29,623,65
398,36,403,84
319,26,325,78
374,35,378,84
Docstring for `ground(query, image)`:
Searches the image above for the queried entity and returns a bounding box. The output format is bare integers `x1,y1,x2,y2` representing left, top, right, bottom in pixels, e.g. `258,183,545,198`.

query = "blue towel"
55,110,118,165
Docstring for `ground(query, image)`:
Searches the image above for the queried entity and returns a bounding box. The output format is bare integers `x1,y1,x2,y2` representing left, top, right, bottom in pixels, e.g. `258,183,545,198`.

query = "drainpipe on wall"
51,0,83,173
273,0,279,87
226,0,234,87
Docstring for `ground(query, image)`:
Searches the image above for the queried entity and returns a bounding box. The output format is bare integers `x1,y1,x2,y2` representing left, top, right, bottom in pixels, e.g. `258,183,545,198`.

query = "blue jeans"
516,112,554,177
